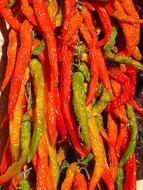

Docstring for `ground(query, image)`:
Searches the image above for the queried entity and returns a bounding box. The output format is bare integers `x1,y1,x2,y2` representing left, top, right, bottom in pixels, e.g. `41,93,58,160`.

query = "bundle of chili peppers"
0,0,143,189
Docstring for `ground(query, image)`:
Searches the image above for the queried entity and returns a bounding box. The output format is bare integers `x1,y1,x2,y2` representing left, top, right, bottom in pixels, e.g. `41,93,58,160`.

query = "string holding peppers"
0,0,143,189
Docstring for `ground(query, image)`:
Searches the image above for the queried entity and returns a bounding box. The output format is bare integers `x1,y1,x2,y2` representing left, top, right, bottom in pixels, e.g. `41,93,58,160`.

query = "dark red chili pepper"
32,0,58,85
8,20,33,118
0,113,9,129
60,45,87,157
92,0,112,47
0,0,21,31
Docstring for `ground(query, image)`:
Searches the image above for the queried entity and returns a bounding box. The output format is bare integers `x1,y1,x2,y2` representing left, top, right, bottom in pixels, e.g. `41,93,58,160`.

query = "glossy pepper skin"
103,26,143,71
8,20,33,118
72,72,91,151
27,59,46,163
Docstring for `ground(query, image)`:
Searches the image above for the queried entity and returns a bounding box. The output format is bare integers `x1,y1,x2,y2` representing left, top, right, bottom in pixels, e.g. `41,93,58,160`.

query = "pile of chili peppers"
0,0,143,189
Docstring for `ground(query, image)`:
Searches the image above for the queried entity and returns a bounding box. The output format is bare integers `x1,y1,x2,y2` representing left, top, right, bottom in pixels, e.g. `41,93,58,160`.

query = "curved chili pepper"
78,63,90,82
37,129,54,190
72,71,91,151
10,67,29,162
60,45,87,157
88,86,112,118
103,26,143,71
19,179,30,190
27,59,45,163
88,117,104,190
92,1,112,47
8,20,33,118
32,40,45,55
61,162,79,190
21,0,37,25
19,113,31,163
0,0,21,31
1,29,17,91
32,0,58,85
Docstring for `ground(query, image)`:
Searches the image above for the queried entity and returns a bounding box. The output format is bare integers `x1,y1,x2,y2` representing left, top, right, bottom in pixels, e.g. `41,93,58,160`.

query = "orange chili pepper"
1,30,17,91
74,172,87,190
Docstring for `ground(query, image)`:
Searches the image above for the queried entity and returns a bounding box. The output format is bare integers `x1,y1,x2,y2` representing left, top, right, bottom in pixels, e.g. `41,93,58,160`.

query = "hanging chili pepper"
60,45,87,157
19,179,30,190
10,67,29,162
1,30,17,91
32,0,58,85
92,0,112,47
8,20,33,118
37,129,54,190
61,162,79,190
72,71,91,151
0,0,21,31
27,59,45,163
88,117,104,190
21,0,37,26
74,172,87,190
103,26,143,71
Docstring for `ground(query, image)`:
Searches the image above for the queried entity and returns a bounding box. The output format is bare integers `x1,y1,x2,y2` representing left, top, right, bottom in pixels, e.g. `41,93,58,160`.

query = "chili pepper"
61,162,79,190
61,0,76,39
32,40,45,55
9,175,20,190
132,46,142,61
72,71,91,151
8,20,33,118
63,13,83,45
95,114,103,131
114,106,128,123
116,105,138,189
32,0,58,85
57,144,68,167
88,117,104,190
88,86,112,118
27,59,45,163
32,153,37,172
10,67,29,162
0,138,11,174
19,179,30,190
1,30,17,91
103,26,143,71
47,0,58,29
0,0,21,31
123,154,136,190
107,113,117,146
92,1,112,47
37,129,54,190
44,128,59,190
74,172,87,190
0,112,9,129
60,45,87,157
21,0,37,26
19,113,31,163
54,87,67,144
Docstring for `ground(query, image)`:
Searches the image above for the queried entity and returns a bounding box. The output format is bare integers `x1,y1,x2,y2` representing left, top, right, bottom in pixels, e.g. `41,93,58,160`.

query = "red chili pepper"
92,1,112,47
0,112,9,129
32,0,58,85
74,172,87,190
9,175,20,190
21,0,37,26
1,30,17,91
61,0,76,39
0,138,11,174
123,153,136,190
60,45,87,157
0,0,21,31
8,20,33,118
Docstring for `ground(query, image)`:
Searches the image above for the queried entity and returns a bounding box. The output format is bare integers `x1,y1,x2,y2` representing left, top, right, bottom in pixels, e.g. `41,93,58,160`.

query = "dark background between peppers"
0,0,143,181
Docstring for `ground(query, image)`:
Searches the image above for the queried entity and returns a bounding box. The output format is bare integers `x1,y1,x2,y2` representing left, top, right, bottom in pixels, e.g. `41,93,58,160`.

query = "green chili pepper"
78,63,90,82
20,113,31,164
88,86,112,118
72,72,91,150
95,114,103,131
27,59,45,163
32,40,45,55
116,105,138,190
104,26,143,71
119,105,138,166
116,166,124,190
19,179,30,190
